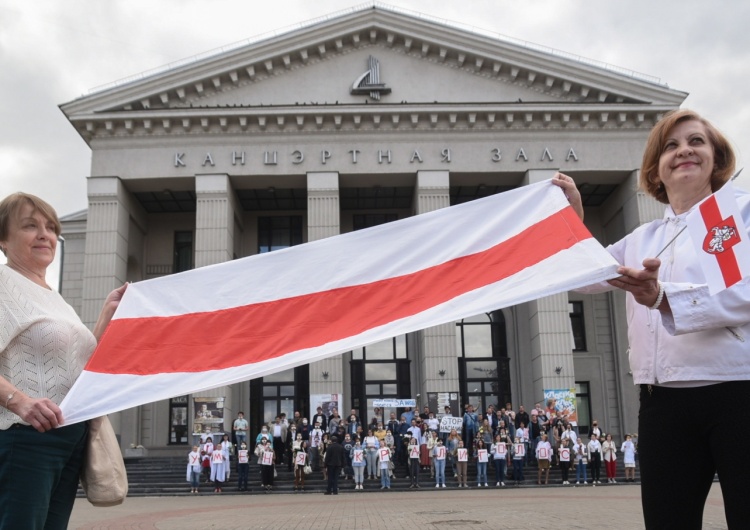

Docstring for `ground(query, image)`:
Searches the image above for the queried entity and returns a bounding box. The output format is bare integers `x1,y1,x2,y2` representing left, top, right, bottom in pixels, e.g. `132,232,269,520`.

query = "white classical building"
59,5,685,453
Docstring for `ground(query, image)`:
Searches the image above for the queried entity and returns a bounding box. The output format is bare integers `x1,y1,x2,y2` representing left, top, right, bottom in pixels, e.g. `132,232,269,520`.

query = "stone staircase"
79,456,641,497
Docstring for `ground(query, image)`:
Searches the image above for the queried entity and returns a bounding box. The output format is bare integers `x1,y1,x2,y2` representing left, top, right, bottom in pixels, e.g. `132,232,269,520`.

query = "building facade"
59,5,685,454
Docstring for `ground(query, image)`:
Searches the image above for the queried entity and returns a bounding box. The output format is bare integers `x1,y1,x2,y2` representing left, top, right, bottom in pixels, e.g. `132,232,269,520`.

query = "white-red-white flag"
59,180,619,424
686,182,750,294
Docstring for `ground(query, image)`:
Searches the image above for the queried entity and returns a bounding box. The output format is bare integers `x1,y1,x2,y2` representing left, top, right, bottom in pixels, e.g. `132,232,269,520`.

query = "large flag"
59,179,619,424
686,181,750,294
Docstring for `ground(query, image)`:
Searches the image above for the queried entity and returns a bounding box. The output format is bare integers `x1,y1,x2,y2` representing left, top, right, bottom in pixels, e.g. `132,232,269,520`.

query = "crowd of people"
187,402,639,493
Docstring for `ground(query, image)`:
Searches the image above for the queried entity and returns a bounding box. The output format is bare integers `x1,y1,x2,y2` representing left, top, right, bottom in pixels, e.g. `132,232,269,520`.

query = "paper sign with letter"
458,448,468,462
262,451,274,466
538,447,548,459
514,443,525,457
409,446,420,458
379,448,390,462
495,443,507,456
435,446,446,460
478,449,488,463
238,450,249,464
560,448,570,460
353,449,364,463
295,452,306,466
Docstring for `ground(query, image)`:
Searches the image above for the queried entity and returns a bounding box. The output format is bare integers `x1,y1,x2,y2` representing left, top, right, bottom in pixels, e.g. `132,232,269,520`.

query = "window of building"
352,213,398,231
258,216,303,253
575,381,592,435
249,365,309,441
169,395,189,445
350,335,410,427
569,301,587,351
173,231,193,273
261,368,296,424
456,311,511,414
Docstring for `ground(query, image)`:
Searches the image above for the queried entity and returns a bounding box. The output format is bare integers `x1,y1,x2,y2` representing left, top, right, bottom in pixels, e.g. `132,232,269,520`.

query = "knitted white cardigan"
0,265,95,430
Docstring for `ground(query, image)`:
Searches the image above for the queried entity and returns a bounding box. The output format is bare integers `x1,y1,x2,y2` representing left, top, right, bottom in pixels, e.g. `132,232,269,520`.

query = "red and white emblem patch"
702,217,740,254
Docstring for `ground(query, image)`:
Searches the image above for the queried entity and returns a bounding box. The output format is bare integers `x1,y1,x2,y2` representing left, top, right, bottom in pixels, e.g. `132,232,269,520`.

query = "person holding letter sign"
351,440,366,490
512,437,525,485
536,432,552,485
408,437,421,488
455,440,469,488
491,434,508,487
475,439,489,487
433,438,447,488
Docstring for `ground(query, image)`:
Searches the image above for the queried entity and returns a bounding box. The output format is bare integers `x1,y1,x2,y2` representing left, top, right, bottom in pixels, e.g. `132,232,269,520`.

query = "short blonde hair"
640,109,736,204
0,193,61,250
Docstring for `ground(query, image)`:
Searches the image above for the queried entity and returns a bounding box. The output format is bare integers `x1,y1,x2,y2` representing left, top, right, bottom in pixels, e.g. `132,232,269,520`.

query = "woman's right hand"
10,394,64,432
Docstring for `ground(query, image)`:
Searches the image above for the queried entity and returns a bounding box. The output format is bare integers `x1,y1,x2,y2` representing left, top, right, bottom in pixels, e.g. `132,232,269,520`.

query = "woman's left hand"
607,258,665,309
551,172,584,221
93,283,128,341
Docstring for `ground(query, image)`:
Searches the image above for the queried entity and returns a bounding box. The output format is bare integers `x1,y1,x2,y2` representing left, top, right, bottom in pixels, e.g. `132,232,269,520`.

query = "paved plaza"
68,482,729,529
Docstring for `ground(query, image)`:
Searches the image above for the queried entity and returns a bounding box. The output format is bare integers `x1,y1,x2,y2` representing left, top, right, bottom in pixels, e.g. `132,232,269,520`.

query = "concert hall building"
59,4,686,453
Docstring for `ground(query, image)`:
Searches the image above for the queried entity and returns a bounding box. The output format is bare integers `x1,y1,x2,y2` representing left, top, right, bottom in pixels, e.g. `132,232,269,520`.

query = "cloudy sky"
1,0,748,280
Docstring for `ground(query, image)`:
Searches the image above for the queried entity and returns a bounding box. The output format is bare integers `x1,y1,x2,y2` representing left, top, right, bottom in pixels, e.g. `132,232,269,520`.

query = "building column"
522,169,576,398
413,171,459,399
82,176,142,446
81,177,129,327
195,173,240,266
307,172,343,397
192,173,241,429
598,169,662,437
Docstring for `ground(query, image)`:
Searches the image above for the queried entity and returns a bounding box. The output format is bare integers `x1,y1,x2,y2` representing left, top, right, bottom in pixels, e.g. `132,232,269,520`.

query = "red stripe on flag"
89,207,591,375
700,196,742,288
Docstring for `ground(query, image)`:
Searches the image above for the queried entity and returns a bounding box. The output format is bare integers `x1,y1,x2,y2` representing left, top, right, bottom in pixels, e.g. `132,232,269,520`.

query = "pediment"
61,4,686,139
190,45,567,108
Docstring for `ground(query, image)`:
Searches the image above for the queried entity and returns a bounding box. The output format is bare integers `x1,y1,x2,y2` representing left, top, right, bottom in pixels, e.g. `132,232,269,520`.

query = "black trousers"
588,452,601,481
273,437,284,464
560,460,570,482
327,465,341,493
639,381,750,529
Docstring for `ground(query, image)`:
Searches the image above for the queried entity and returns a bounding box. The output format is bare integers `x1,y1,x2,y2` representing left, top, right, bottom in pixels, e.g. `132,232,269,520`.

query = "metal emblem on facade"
351,56,391,100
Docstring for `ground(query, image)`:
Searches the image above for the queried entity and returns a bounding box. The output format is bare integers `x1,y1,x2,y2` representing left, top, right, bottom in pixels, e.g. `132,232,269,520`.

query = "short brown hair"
0,193,61,246
640,109,736,204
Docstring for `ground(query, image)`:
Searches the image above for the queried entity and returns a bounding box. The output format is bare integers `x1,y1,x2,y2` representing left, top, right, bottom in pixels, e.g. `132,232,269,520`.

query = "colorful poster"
309,393,342,422
193,396,225,435
542,388,578,425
